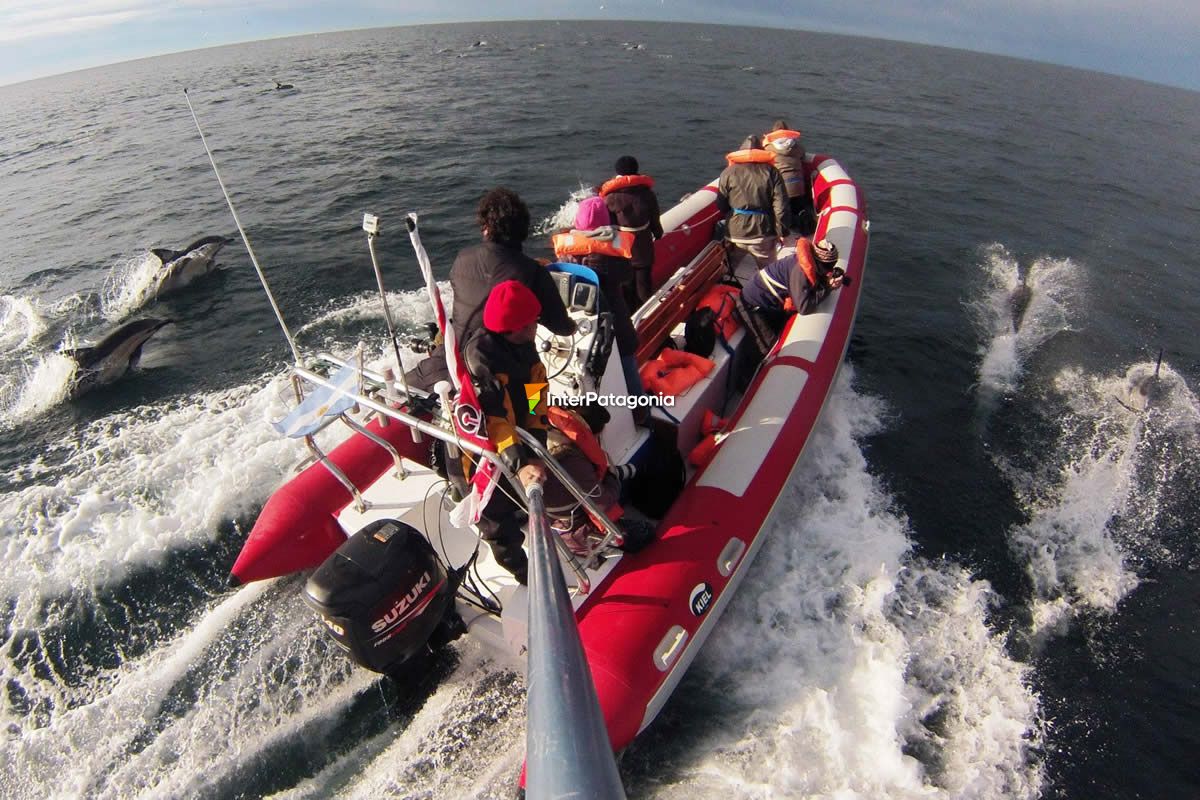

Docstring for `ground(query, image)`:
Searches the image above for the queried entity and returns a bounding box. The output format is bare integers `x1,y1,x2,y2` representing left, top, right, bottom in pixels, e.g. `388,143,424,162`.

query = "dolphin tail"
1154,348,1163,379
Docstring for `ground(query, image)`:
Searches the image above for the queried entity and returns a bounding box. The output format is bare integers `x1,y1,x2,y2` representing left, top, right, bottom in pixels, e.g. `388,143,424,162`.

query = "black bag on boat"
627,420,686,519
684,307,717,358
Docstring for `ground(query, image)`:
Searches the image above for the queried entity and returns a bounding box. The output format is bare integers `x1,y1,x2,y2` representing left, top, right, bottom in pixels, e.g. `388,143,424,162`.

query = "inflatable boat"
229,151,868,761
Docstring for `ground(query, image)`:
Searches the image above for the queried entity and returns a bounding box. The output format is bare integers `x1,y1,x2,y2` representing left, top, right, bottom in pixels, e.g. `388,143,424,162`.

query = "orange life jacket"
697,284,742,340
763,129,803,149
725,149,776,165
795,237,819,287
546,406,625,526
599,174,655,196
639,349,715,397
552,229,635,260
547,406,608,478
688,431,726,468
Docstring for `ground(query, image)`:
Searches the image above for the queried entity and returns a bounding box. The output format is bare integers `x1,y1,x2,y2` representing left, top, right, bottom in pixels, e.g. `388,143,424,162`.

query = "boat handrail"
313,352,434,404
293,363,597,592
336,414,408,480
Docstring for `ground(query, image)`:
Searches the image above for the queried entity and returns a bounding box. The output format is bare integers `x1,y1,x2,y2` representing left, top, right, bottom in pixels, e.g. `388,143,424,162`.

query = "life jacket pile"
639,349,715,398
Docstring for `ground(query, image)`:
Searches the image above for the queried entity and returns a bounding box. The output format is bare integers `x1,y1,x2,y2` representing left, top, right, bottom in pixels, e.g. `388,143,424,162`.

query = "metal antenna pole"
525,483,626,799
183,88,302,364
362,213,413,401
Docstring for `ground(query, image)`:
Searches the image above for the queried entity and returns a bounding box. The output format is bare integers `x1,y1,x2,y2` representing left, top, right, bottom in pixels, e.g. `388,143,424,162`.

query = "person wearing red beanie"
462,281,552,584
482,279,542,336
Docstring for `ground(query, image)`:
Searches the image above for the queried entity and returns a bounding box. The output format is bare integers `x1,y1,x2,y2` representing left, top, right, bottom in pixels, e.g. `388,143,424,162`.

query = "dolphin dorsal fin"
1154,348,1163,379
152,247,180,264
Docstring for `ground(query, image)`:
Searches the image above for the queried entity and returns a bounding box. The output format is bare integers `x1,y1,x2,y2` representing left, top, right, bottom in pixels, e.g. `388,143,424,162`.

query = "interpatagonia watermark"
525,383,675,410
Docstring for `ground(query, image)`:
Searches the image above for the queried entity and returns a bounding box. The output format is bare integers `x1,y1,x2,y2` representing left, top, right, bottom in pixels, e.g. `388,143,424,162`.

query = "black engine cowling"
303,519,462,674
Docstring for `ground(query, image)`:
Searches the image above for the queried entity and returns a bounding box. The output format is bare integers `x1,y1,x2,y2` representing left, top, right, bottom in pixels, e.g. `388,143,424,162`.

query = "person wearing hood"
763,120,813,234
601,156,663,306
462,279,553,585
716,135,790,269
552,195,645,395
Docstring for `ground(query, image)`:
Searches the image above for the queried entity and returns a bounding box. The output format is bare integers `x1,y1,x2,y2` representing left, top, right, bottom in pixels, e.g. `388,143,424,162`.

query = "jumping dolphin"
64,318,172,398
1008,267,1033,333
1121,349,1167,412
150,235,228,297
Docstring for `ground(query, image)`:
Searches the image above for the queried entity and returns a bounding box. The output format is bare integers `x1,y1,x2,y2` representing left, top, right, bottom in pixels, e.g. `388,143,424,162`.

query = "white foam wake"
0,350,79,423
534,184,599,237
637,370,1044,798
0,374,352,626
101,252,166,321
0,294,50,353
1006,361,1199,637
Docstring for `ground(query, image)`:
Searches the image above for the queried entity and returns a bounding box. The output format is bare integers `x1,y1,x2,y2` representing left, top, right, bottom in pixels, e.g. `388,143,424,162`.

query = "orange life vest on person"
552,229,635,260
546,406,608,478
639,349,715,397
697,284,742,340
725,149,776,165
794,237,819,287
599,174,655,196
762,129,803,150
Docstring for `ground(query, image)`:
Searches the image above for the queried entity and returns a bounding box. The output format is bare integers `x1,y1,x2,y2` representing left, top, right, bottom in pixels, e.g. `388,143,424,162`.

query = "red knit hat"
483,280,542,333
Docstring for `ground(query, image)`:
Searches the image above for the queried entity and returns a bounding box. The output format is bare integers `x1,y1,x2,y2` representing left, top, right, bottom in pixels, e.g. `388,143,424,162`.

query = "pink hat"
574,196,611,231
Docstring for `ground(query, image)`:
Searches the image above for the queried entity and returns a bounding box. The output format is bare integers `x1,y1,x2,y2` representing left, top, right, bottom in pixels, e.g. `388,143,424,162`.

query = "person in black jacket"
451,187,575,343
406,187,575,392
463,279,552,584
602,156,664,306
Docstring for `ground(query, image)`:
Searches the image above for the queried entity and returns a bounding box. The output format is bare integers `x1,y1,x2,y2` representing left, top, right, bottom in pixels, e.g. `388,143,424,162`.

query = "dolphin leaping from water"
64,318,172,398
1120,349,1166,412
1008,267,1033,333
150,235,229,297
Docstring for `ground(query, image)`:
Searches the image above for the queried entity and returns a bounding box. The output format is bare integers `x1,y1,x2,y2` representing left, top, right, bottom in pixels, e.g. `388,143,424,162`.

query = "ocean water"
2,20,1199,799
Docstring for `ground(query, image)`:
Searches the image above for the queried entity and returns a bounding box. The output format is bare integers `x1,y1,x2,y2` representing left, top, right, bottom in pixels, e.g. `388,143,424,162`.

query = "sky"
0,0,1196,91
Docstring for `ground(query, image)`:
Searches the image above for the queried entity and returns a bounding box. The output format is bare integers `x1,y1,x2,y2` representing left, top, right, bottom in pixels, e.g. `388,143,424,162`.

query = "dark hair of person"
771,119,789,131
614,155,639,175
477,187,531,246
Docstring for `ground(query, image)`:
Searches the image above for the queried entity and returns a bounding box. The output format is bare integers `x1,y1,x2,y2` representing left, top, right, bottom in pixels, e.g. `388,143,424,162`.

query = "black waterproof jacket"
450,241,575,344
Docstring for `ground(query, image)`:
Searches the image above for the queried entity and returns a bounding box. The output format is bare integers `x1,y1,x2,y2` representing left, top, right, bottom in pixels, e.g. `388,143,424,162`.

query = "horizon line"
1,17,1196,95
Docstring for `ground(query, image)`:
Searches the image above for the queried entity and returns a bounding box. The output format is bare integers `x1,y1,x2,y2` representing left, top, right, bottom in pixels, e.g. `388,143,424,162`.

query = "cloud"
0,0,298,44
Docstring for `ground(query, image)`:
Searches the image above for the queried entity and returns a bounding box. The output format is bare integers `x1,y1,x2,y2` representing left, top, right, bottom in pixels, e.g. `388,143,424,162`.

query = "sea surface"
2,20,1199,800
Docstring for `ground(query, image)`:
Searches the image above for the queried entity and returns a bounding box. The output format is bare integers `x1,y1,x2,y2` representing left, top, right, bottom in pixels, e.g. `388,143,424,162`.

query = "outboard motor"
304,519,463,675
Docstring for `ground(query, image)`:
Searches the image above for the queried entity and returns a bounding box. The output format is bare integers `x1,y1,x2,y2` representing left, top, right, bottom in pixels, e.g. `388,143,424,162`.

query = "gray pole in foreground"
524,484,626,800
